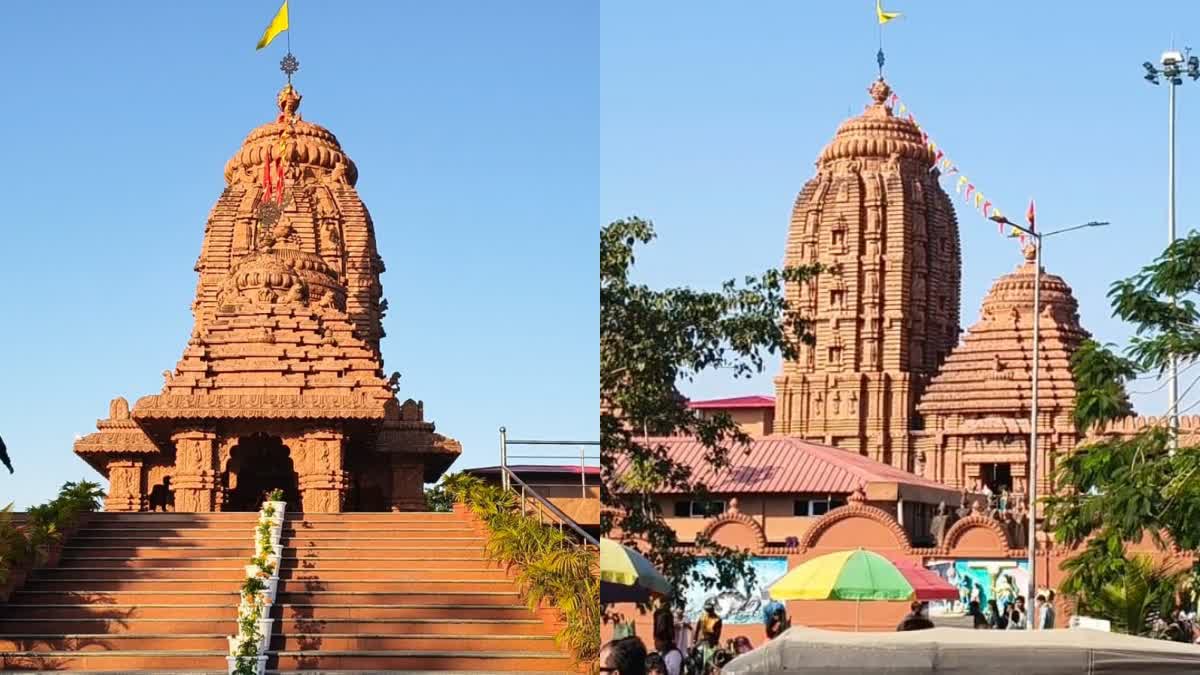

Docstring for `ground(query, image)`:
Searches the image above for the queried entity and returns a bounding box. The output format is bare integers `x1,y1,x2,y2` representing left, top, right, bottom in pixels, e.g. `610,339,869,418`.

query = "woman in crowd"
986,599,1007,630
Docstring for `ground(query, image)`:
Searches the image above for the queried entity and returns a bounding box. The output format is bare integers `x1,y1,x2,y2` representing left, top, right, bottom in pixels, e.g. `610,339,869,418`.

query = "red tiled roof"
615,436,951,494
687,395,776,409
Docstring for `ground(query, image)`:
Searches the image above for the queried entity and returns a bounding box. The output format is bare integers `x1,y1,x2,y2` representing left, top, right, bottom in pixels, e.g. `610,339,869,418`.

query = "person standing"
987,599,1007,630
1007,596,1027,630
967,600,989,629
766,604,790,639
693,599,723,647
1038,591,1056,629
651,626,683,675
692,600,723,673
897,601,936,631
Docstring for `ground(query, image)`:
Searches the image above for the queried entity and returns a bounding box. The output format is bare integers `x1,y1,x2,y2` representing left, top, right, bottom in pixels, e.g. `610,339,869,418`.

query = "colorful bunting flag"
884,88,1023,247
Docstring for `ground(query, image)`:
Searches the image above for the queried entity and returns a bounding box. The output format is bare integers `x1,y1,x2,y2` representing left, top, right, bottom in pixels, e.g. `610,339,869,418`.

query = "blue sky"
0,1,598,508
601,1,1200,417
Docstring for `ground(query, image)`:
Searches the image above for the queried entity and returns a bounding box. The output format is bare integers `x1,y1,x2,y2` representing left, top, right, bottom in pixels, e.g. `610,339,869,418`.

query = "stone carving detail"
777,78,960,471
929,501,952,545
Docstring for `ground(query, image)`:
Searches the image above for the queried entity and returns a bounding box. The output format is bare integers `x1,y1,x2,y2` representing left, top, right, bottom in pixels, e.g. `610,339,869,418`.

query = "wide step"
0,510,575,673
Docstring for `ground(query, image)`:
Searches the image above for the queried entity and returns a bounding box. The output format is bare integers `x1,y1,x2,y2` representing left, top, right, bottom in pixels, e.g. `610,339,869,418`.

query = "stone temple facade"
917,246,1089,497
769,77,1093,496
74,85,461,513
774,78,962,474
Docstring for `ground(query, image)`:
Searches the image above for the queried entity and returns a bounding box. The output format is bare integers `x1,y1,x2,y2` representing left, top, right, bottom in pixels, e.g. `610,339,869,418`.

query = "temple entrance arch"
224,434,300,511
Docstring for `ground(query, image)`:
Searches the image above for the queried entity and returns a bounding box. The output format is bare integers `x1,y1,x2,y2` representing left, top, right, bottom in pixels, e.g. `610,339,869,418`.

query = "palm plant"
436,472,599,668
0,505,31,584
1087,555,1184,635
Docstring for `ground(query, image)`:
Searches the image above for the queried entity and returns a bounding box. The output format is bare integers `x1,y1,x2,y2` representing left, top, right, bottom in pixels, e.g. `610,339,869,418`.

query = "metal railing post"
580,445,586,499
499,426,508,491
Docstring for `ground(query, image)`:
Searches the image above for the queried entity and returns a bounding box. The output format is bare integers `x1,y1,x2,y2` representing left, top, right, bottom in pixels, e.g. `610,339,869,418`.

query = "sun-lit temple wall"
773,78,962,474
72,85,461,512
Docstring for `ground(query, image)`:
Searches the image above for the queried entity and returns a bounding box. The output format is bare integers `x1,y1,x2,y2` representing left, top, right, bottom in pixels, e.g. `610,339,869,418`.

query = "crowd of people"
602,589,1067,672
600,597,789,674
900,591,1057,632
1148,609,1200,643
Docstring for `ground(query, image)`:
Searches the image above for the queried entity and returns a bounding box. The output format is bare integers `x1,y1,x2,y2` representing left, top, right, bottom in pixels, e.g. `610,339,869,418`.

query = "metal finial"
876,48,886,77
280,52,300,83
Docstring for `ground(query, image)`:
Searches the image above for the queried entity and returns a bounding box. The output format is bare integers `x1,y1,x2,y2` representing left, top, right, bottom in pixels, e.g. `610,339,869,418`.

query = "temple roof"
817,79,935,167
613,436,955,500
918,246,1090,423
224,84,358,187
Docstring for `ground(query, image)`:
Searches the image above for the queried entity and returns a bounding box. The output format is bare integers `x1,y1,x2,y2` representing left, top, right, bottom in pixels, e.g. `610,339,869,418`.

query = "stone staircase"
0,512,249,670
0,510,578,673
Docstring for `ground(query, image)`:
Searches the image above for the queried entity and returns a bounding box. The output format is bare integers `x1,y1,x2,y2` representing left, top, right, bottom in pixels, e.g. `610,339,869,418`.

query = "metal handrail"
501,466,598,547
500,427,598,499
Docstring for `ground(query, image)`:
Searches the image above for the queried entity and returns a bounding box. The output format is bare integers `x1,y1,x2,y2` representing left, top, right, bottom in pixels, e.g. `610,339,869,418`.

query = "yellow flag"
256,0,289,50
876,0,901,24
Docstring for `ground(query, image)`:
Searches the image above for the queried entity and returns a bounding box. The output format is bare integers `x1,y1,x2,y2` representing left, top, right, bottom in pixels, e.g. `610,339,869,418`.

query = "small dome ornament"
277,83,302,121
869,78,892,107
1022,243,1038,263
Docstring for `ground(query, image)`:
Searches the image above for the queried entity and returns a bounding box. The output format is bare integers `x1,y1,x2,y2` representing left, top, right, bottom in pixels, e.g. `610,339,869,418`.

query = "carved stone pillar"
389,461,425,511
105,459,145,512
294,429,349,513
172,429,218,512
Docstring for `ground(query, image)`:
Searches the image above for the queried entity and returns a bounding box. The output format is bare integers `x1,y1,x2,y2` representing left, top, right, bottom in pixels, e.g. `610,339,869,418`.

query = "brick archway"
700,511,767,553
800,502,912,554
942,515,1014,556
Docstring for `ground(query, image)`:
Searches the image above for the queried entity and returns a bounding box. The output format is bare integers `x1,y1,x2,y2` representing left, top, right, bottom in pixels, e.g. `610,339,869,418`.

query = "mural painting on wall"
684,557,788,625
924,559,1029,617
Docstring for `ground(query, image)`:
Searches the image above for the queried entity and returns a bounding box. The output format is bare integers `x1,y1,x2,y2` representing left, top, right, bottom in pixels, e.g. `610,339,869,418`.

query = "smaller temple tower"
916,246,1089,497
774,78,962,472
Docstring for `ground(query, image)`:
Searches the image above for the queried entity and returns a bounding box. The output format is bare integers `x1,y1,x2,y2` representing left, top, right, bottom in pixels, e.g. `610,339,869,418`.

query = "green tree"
1047,232,1200,627
600,217,819,606
424,481,454,513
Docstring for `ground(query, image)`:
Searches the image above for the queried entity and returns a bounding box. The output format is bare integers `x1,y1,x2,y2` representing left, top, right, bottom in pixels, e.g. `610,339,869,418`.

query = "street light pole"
1144,49,1198,449
991,216,1109,630
1169,72,1179,450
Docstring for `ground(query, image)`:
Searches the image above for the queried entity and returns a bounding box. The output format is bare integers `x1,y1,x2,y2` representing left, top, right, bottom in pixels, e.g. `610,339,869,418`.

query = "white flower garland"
227,492,285,675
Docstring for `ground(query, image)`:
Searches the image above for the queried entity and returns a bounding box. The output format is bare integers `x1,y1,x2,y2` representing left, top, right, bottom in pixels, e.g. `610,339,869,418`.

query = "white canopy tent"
722,626,1200,674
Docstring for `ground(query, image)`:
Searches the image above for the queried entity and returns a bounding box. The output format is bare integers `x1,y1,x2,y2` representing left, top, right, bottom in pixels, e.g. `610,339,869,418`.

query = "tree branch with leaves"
600,216,819,608
1047,232,1200,628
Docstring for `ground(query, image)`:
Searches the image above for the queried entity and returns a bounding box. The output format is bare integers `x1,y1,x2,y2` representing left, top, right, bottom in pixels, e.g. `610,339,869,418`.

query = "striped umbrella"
600,537,671,604
768,548,915,630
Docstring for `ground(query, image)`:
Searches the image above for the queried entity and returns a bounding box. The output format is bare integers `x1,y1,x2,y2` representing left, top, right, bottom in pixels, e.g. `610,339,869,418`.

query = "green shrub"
441,472,599,665
0,480,104,583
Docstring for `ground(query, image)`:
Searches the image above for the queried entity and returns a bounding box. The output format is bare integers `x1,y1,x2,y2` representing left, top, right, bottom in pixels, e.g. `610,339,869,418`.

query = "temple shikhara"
0,77,580,673
73,84,461,513
614,77,1199,636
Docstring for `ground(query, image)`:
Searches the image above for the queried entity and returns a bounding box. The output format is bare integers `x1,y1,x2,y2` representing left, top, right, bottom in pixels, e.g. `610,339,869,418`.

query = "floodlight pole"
1143,49,1196,449
1168,73,1180,450
991,217,1109,629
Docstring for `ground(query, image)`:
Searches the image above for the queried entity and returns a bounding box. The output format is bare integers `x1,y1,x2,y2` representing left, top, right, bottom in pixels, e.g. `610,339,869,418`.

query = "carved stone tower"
774,79,962,472
917,247,1088,496
74,85,461,512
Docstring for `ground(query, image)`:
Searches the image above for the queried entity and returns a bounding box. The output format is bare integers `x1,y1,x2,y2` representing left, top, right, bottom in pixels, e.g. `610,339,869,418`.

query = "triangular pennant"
982,200,992,218
956,176,968,193
964,184,975,200
974,192,984,208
